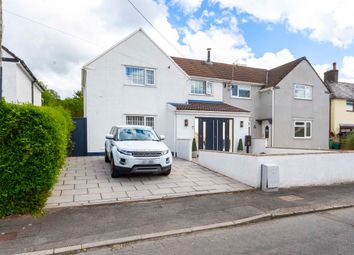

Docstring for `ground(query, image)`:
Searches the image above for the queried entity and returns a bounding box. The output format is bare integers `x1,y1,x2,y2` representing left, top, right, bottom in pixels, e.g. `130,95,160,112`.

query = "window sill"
294,97,312,101
189,93,213,97
124,84,157,88
230,96,251,100
293,137,312,140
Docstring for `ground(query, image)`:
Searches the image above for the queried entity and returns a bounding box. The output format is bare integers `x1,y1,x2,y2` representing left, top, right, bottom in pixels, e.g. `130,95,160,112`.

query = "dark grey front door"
198,118,232,151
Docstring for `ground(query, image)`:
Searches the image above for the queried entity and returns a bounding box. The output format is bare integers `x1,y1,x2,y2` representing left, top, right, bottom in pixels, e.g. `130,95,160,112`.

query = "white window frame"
125,66,156,86
293,120,312,139
230,84,251,99
294,84,312,100
346,100,354,112
190,80,213,95
125,115,155,129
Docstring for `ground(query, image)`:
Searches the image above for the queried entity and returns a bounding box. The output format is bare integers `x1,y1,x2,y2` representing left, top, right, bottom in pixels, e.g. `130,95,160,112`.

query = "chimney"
206,48,212,64
324,62,338,83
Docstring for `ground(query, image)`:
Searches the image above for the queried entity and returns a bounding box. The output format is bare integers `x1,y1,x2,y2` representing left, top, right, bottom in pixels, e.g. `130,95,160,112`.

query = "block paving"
46,156,252,208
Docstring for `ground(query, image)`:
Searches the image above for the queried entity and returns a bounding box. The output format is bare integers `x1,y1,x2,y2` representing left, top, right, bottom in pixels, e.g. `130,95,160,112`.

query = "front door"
198,118,232,151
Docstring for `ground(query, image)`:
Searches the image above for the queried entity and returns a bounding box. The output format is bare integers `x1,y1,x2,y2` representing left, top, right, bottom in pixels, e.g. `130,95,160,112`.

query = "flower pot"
192,151,198,158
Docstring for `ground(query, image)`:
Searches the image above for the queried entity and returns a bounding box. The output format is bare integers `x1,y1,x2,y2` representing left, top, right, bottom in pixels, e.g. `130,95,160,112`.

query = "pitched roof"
171,57,267,84
1,46,44,91
171,56,308,88
171,101,249,113
266,57,306,88
327,81,354,100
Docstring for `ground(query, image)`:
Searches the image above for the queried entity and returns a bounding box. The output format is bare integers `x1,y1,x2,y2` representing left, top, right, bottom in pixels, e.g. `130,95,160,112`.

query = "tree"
342,132,354,150
61,90,83,117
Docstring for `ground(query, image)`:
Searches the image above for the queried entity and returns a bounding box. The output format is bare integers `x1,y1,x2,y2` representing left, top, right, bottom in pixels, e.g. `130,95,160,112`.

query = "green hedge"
0,100,74,216
342,132,354,150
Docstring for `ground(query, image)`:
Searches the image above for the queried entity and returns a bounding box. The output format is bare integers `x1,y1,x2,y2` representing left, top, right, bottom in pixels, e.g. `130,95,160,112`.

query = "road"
83,207,354,255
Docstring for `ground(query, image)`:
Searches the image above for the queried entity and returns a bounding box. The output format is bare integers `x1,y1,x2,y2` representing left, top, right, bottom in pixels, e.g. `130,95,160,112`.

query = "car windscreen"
117,128,159,141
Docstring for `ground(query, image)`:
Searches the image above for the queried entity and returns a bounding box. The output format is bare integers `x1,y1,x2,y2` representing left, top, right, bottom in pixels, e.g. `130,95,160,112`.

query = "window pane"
231,85,238,96
295,122,305,126
294,126,305,137
126,115,144,126
346,101,353,111
206,82,213,95
306,122,311,137
191,80,205,94
239,88,250,98
294,85,305,98
305,86,312,99
145,117,154,129
146,69,155,85
126,67,144,85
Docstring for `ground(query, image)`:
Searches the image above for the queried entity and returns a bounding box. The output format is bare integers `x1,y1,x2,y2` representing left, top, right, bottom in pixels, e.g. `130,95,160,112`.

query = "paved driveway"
46,157,252,208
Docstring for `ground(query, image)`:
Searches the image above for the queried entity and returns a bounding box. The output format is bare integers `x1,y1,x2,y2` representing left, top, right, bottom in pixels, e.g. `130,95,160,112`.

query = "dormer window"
126,66,155,86
191,80,212,95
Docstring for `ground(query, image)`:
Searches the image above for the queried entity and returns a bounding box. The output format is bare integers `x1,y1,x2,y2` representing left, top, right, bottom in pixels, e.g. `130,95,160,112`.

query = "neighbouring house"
82,28,330,159
325,63,354,139
1,46,43,105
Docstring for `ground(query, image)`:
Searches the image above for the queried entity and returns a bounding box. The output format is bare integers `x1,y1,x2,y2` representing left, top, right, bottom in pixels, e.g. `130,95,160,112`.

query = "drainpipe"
31,81,34,104
271,87,275,147
173,112,177,157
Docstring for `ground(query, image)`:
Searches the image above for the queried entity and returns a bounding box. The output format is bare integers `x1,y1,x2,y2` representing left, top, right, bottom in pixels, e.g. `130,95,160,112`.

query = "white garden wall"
199,150,354,188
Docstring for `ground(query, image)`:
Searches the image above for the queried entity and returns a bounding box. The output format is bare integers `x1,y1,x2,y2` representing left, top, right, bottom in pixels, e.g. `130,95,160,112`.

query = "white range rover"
104,125,172,178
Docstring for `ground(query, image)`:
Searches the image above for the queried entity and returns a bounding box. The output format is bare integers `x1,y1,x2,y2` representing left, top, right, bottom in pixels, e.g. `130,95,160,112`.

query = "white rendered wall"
33,85,42,106
2,61,17,103
199,150,354,188
16,65,33,104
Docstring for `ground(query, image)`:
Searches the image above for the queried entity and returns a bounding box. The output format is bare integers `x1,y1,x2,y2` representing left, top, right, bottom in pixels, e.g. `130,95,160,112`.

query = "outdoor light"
240,121,244,128
184,119,188,127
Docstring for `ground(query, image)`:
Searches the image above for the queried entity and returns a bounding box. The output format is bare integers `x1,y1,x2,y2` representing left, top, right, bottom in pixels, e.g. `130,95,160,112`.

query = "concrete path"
85,207,354,255
1,183,354,254
46,157,251,208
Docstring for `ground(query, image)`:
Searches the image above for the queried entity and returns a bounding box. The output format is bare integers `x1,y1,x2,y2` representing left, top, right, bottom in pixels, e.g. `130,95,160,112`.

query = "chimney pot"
206,48,212,64
333,62,336,71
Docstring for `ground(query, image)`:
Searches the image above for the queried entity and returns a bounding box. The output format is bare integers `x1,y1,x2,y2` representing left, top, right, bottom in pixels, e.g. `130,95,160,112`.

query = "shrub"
192,138,197,152
237,138,244,152
342,132,354,150
0,100,74,216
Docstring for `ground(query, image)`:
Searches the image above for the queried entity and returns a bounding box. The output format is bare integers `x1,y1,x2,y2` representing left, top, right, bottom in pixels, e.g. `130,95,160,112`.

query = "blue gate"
70,117,87,156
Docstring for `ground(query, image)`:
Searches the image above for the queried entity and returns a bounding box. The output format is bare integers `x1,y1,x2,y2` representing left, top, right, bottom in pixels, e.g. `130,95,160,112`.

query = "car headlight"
117,148,133,156
161,149,169,155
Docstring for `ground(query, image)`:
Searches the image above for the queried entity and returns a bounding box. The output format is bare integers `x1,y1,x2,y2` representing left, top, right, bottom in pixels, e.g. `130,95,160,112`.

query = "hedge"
342,132,354,150
0,100,74,216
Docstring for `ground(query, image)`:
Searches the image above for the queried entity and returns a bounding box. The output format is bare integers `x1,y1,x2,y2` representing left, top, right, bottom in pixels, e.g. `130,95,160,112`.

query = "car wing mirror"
159,135,165,141
105,134,114,140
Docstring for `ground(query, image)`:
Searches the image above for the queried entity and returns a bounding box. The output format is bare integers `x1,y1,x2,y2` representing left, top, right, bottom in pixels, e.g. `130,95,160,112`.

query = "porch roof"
170,100,249,113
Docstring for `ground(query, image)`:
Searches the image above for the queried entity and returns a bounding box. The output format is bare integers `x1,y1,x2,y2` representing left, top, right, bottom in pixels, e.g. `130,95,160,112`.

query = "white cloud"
170,0,203,14
313,63,331,80
244,49,295,69
342,56,354,79
212,0,354,47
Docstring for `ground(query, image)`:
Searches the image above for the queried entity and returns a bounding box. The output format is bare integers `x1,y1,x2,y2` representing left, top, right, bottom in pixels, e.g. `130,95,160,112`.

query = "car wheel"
110,154,121,178
161,169,171,176
105,150,110,163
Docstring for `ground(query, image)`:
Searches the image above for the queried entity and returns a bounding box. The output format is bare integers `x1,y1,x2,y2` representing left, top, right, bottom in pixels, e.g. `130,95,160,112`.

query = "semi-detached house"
82,28,330,159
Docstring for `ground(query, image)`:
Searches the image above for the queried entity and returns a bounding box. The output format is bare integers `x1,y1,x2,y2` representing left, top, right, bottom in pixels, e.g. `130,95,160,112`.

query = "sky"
3,0,354,98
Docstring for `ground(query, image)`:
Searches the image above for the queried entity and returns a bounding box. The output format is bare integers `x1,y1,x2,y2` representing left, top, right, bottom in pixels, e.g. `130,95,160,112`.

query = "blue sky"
3,0,354,97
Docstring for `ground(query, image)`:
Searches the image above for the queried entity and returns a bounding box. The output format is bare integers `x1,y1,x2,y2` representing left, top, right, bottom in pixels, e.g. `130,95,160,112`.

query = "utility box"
261,164,279,192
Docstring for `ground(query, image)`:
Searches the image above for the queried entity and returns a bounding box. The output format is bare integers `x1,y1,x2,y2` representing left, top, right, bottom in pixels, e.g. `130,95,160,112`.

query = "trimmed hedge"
0,100,74,216
342,132,354,150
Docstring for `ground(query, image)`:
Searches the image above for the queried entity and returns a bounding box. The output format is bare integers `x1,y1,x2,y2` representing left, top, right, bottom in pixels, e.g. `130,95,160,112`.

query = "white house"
1,46,43,105
82,28,329,160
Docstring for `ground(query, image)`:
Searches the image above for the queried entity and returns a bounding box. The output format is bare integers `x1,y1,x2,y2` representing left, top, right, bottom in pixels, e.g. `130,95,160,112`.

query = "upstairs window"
346,100,354,112
231,84,251,98
191,80,212,95
126,66,155,86
294,84,312,100
294,121,312,138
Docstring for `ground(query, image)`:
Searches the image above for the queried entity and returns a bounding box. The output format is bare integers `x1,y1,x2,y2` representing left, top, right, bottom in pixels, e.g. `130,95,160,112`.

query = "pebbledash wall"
198,150,354,188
